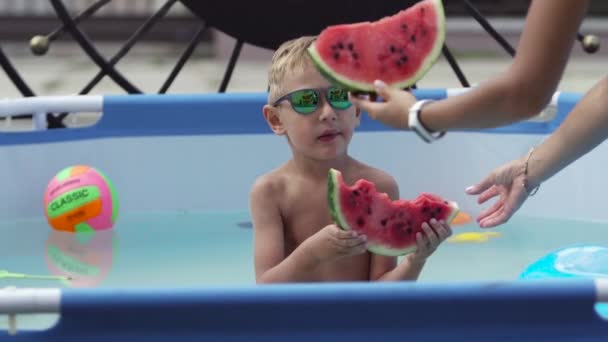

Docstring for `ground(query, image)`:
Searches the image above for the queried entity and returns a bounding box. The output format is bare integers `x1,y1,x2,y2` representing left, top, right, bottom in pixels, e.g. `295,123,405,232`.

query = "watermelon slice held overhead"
327,168,460,256
307,0,445,92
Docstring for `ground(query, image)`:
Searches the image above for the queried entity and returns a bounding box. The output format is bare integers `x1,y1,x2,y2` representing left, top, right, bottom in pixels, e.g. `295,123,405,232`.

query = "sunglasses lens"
290,89,319,114
327,87,351,109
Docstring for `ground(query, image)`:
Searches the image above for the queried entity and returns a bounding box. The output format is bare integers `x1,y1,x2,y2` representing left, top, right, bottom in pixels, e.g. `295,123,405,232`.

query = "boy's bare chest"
282,182,333,244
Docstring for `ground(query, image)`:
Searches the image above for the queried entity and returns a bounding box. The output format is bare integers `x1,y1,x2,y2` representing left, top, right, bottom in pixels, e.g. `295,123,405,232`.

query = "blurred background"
0,0,606,102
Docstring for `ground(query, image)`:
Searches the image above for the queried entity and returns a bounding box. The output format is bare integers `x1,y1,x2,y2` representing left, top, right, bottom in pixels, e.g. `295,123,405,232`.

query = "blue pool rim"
0,89,583,146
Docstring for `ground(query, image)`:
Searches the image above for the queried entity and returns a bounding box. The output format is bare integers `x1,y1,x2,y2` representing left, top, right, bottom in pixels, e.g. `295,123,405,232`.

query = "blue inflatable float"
520,244,608,317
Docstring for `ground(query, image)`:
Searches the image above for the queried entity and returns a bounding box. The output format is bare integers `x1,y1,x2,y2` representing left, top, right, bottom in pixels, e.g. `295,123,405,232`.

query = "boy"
250,36,452,284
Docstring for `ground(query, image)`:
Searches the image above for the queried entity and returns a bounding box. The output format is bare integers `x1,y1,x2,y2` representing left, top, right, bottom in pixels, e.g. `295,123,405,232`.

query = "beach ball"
45,230,118,288
44,165,119,232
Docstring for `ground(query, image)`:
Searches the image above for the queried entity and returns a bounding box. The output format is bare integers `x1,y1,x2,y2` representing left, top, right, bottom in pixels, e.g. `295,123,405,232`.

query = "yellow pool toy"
447,231,502,243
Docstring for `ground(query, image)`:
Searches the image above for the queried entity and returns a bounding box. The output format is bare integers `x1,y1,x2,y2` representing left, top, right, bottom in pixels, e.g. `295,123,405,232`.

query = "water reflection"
44,229,118,288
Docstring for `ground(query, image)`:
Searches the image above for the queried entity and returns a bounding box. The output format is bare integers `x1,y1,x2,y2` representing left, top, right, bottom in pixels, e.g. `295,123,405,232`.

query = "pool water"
2,211,608,289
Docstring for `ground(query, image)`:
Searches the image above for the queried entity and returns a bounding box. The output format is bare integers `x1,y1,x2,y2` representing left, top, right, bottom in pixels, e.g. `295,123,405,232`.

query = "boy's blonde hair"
267,35,317,105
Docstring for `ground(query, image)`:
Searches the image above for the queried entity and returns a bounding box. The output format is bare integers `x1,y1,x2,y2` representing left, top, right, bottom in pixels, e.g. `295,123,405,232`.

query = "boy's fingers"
431,220,450,240
347,244,368,256
422,222,439,247
441,223,453,239
333,227,354,239
438,226,451,241
416,232,427,252
356,244,368,254
339,235,367,248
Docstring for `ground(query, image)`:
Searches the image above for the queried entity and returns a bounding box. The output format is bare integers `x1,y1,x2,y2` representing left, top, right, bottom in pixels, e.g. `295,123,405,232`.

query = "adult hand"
465,158,531,228
348,80,416,130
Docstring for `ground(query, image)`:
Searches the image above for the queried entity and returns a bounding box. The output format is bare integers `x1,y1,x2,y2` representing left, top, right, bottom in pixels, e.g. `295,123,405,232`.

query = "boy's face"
263,62,361,161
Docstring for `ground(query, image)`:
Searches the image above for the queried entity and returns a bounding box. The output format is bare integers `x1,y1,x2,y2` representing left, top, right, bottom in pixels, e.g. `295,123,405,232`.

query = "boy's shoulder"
250,164,289,200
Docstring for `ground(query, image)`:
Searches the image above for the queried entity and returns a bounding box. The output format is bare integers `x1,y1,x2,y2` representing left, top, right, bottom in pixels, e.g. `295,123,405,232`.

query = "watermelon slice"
327,168,460,256
307,0,445,92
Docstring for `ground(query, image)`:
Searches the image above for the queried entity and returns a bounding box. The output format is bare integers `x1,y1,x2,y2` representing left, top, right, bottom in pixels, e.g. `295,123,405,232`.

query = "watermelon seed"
347,43,354,51
422,206,429,213
410,34,417,43
357,217,365,227
401,23,408,31
331,45,338,50
381,219,387,226
352,52,359,60
367,207,372,215
421,29,427,37
408,220,413,226
420,7,425,15
396,60,403,68
400,55,408,63
406,227,413,235
333,53,340,60
436,207,442,213
353,190,359,196
337,42,344,49
390,45,396,53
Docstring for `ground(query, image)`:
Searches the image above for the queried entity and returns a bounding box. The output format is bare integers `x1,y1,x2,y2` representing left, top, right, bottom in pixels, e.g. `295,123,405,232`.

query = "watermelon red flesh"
307,0,445,92
327,168,459,256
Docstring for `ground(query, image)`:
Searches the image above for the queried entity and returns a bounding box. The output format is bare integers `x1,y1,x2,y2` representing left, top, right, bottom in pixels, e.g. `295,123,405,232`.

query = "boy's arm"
250,177,321,283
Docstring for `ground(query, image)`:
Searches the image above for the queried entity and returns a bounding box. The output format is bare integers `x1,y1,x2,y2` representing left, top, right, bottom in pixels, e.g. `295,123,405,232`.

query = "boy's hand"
304,224,368,263
407,219,452,264
348,80,416,130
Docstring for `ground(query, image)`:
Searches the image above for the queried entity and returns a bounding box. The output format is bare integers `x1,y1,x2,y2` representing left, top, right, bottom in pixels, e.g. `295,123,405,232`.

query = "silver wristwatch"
408,99,446,143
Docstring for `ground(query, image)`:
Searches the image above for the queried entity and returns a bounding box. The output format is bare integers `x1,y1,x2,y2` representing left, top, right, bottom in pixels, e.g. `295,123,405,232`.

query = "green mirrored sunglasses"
272,86,352,114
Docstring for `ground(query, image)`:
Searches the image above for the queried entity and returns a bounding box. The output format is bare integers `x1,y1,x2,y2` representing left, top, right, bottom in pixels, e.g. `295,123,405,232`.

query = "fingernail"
374,80,386,89
465,186,474,193
430,218,437,224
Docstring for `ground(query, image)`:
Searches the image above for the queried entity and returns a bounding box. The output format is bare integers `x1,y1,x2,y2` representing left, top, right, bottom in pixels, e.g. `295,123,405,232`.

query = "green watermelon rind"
307,0,446,92
327,168,460,257
328,168,351,231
